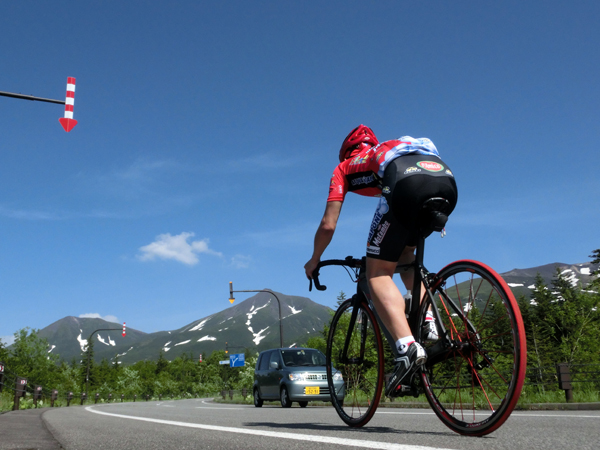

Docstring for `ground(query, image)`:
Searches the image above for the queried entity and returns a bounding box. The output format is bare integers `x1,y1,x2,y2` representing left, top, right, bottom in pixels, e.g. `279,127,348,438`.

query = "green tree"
590,249,600,267
0,339,9,363
156,350,169,374
336,290,347,306
590,249,600,289
526,271,600,366
7,328,60,388
81,337,95,391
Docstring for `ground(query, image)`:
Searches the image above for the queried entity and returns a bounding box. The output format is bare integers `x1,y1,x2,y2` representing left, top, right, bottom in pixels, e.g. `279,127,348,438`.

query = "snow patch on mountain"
251,326,270,345
77,330,88,351
188,318,210,332
246,302,270,326
97,334,116,346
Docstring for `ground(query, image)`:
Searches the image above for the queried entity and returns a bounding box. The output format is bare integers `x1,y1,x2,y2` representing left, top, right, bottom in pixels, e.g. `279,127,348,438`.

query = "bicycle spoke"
420,261,526,436
327,300,384,428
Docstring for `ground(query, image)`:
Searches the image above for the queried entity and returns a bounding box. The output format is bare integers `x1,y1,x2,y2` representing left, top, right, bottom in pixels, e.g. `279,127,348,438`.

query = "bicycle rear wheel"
326,298,384,427
417,260,526,436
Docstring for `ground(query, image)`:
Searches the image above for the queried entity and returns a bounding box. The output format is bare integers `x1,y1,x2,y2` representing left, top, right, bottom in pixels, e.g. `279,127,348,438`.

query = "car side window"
269,350,281,368
258,351,271,371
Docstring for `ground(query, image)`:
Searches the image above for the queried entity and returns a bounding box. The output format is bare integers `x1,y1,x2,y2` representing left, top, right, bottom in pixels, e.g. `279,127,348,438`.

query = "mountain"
31,261,599,365
37,316,151,363
37,291,333,364
500,262,598,299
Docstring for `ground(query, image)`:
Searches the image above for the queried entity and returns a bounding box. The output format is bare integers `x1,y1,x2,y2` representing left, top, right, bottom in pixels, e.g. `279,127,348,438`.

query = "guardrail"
524,364,600,402
219,388,251,400
0,360,221,411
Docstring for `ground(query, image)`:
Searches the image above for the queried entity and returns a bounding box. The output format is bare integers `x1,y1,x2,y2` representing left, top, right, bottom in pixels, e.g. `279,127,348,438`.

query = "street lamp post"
228,282,284,348
85,327,123,395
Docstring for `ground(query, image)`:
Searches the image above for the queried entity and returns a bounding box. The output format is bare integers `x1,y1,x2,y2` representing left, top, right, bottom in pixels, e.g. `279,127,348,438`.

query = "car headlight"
333,372,343,381
289,373,306,381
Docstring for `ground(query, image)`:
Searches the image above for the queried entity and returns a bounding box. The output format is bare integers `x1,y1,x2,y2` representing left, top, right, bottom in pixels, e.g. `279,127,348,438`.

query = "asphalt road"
2,399,599,450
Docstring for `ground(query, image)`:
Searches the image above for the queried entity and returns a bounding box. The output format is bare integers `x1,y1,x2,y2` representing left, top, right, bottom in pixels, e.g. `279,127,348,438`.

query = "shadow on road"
243,420,466,439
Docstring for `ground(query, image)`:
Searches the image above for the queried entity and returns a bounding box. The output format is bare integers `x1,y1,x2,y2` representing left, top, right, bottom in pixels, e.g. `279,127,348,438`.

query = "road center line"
85,406,453,450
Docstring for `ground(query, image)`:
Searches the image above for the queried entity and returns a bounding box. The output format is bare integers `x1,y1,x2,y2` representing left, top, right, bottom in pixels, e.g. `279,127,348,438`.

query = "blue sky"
1,1,599,346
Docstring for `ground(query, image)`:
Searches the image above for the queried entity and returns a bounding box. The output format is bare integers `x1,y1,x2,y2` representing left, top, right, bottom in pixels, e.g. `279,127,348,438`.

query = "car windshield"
280,349,326,367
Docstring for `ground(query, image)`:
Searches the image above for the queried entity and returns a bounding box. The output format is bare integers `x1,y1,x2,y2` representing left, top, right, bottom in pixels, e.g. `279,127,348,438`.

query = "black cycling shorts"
366,154,458,262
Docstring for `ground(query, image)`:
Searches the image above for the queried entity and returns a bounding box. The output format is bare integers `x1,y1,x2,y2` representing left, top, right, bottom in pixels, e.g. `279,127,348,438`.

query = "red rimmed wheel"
326,298,384,427
417,260,526,436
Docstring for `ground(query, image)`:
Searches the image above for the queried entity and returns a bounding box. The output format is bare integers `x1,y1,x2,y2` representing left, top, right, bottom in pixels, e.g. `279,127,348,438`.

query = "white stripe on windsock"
63,77,76,119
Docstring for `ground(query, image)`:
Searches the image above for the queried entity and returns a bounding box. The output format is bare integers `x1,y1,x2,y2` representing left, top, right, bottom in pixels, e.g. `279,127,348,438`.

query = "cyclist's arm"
304,200,343,279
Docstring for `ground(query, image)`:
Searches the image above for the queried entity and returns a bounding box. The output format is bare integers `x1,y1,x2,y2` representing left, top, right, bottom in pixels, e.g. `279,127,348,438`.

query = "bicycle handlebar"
309,256,363,291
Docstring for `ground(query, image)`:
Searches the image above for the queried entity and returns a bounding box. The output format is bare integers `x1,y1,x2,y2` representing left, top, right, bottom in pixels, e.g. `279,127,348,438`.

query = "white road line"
510,413,600,419
196,406,248,410
85,406,453,450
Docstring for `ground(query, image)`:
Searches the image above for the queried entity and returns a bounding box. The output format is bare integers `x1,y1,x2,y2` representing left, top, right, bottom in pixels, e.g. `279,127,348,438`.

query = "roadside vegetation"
1,249,598,412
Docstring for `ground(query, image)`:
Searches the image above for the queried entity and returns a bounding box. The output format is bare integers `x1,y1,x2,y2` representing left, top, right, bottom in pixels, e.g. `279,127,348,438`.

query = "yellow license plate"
305,386,320,395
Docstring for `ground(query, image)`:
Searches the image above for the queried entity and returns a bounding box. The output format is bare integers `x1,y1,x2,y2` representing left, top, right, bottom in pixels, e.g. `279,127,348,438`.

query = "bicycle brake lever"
309,278,313,292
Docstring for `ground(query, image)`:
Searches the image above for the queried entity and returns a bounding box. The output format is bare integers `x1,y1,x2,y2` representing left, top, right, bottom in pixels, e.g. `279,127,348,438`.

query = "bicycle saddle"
419,197,450,233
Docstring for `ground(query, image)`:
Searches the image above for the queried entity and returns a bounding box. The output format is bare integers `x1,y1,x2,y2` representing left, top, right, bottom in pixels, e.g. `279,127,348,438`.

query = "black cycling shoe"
385,342,427,397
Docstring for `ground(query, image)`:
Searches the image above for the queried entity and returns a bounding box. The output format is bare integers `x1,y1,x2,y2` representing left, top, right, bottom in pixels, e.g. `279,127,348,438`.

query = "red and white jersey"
327,136,439,202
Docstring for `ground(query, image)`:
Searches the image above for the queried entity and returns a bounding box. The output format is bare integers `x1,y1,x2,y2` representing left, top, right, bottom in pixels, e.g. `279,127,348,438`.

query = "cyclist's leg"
366,257,410,342
365,157,420,344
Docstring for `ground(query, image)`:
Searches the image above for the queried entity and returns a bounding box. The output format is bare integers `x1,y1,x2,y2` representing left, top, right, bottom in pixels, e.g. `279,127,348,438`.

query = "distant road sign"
219,360,230,365
230,353,245,368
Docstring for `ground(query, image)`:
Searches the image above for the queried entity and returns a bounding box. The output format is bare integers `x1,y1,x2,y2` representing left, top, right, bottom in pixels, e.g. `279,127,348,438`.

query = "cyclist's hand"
304,258,319,280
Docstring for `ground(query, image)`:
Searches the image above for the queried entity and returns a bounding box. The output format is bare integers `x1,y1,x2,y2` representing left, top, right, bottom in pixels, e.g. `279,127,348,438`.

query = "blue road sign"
230,353,245,368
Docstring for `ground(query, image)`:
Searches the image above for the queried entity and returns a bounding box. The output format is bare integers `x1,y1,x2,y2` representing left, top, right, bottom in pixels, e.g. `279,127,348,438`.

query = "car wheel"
253,389,263,407
280,386,292,408
298,401,308,408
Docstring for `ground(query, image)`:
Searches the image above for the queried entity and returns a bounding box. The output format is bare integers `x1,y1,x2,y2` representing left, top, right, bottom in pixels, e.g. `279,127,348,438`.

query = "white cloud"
79,313,120,323
231,254,252,269
138,232,222,265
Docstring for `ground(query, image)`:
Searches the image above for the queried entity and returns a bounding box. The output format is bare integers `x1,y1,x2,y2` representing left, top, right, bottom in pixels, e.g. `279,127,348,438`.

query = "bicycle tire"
326,298,384,427
417,260,527,436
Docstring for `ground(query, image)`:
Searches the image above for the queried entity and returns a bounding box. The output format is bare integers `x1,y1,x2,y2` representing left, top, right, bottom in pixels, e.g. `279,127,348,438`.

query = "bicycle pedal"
390,384,418,398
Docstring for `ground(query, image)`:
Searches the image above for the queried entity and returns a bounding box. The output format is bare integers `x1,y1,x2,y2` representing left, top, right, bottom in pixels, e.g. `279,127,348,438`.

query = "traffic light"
225,342,228,354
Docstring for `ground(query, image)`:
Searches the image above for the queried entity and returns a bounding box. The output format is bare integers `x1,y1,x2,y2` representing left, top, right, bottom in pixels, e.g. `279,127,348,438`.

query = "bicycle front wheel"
326,298,384,427
418,260,526,436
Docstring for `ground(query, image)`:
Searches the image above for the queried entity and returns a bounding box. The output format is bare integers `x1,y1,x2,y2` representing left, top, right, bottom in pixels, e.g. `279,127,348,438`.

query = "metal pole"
229,285,283,348
85,328,123,395
0,91,65,104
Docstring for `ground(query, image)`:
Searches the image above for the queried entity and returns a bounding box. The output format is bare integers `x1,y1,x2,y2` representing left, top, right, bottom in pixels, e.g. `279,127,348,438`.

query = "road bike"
310,197,527,436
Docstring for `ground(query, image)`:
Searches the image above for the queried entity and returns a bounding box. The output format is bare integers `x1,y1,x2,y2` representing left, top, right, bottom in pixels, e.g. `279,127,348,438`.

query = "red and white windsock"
59,77,78,132
122,322,127,337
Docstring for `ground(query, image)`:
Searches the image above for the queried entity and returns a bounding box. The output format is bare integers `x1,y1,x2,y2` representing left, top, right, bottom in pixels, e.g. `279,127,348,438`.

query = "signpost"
230,353,245,368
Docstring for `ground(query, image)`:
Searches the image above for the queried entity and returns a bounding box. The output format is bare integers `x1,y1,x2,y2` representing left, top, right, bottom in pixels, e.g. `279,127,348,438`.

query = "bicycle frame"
314,234,478,372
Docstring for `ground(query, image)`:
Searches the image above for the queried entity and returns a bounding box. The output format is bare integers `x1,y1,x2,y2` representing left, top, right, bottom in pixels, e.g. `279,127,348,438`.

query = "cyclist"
304,125,458,396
